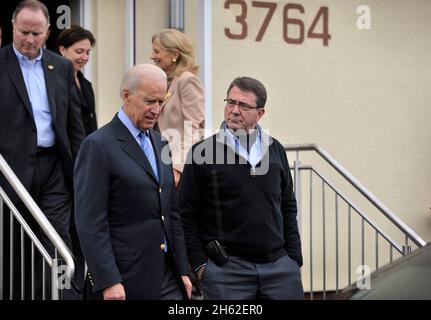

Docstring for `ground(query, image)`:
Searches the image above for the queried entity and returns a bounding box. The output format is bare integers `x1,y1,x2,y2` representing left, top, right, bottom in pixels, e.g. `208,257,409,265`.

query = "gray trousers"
199,254,304,300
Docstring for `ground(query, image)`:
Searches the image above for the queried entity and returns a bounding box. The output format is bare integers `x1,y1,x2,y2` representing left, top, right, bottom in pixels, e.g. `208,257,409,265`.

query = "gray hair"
120,64,167,97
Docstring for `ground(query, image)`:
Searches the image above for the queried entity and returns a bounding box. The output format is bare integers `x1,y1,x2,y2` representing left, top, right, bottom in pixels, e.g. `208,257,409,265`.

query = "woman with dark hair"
57,25,97,136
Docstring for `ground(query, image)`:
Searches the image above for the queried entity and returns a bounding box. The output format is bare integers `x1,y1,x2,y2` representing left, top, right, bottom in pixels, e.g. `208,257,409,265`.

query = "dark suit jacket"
74,115,189,300
77,71,97,136
0,44,84,197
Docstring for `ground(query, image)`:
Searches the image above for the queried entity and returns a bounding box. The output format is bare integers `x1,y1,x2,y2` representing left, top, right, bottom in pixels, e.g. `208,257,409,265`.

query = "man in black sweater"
179,77,303,299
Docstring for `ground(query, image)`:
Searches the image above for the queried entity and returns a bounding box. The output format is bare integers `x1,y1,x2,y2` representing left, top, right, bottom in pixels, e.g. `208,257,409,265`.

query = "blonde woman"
151,29,205,186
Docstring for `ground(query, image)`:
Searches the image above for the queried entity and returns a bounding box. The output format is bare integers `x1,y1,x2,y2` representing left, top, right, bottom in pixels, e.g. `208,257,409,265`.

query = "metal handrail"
0,188,52,263
284,143,427,248
0,154,75,281
301,165,404,254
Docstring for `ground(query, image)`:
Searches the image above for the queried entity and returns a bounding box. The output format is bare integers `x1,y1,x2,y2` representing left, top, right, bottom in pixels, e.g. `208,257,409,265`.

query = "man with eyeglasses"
179,76,304,299
74,64,192,300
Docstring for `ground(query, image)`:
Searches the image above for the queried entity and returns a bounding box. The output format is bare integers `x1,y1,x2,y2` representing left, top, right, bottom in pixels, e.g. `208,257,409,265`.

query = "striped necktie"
139,132,166,251
139,131,159,182
234,136,240,154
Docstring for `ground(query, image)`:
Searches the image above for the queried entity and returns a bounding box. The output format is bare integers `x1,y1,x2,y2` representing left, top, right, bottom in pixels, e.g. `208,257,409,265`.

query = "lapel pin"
48,65,54,70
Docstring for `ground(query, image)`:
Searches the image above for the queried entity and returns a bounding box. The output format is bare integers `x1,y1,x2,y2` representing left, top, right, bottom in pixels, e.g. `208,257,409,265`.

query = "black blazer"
74,115,189,299
77,71,97,136
0,44,84,196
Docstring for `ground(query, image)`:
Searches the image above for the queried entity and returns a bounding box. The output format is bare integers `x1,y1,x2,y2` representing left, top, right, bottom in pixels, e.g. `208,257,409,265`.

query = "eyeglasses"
224,98,259,111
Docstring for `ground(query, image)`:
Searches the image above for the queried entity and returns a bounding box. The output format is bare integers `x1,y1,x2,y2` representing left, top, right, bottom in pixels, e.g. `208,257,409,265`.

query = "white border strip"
80,0,93,81
200,0,212,136
125,0,135,70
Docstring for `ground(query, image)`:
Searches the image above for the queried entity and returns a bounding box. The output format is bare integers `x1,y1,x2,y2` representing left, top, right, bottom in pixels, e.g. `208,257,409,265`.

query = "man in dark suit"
0,0,84,299
74,64,192,300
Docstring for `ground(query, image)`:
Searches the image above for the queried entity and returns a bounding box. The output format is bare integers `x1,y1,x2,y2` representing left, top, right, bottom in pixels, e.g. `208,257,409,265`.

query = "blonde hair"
152,29,199,79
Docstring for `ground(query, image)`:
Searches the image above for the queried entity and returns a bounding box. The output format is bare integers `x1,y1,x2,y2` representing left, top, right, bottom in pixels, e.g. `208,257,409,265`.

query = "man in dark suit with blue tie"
0,0,85,299
74,64,192,300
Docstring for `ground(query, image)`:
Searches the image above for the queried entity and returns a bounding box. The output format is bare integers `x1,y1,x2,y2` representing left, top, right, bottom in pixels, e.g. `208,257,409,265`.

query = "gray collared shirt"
223,122,266,169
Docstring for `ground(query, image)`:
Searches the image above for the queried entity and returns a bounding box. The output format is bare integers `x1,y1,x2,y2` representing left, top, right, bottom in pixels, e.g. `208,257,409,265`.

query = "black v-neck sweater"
179,133,303,271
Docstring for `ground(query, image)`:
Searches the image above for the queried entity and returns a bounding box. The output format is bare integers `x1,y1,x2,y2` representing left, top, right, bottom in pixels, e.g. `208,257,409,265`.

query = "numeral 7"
252,1,277,42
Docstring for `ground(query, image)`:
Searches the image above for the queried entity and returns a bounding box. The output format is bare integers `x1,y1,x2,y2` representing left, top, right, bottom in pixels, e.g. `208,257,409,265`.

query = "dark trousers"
1,147,82,299
84,254,186,300
199,254,304,300
160,255,185,300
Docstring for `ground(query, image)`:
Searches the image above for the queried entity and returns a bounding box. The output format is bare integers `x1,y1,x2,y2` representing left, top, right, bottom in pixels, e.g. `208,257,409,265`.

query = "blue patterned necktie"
139,132,166,251
234,137,240,154
139,131,159,182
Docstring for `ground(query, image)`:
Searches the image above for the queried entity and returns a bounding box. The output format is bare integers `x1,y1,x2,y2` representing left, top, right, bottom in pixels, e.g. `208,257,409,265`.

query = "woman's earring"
172,58,177,62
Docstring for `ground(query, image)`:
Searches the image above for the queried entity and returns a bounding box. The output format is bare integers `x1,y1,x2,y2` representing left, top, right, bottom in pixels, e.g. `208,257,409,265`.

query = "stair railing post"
294,160,302,235
51,258,59,300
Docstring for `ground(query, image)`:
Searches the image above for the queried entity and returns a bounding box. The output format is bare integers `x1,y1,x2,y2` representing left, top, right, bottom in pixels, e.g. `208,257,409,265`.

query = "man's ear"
258,108,266,119
122,88,131,106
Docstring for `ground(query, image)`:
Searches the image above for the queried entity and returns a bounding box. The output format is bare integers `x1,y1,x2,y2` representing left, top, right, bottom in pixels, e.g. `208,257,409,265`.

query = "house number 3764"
224,0,331,46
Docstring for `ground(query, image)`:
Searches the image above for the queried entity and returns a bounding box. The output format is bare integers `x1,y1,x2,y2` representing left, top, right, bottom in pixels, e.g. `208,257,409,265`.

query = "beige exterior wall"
134,0,201,65
92,0,202,126
92,0,127,125
135,0,168,65
88,0,430,290
212,0,431,234
211,0,431,290
183,0,202,63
